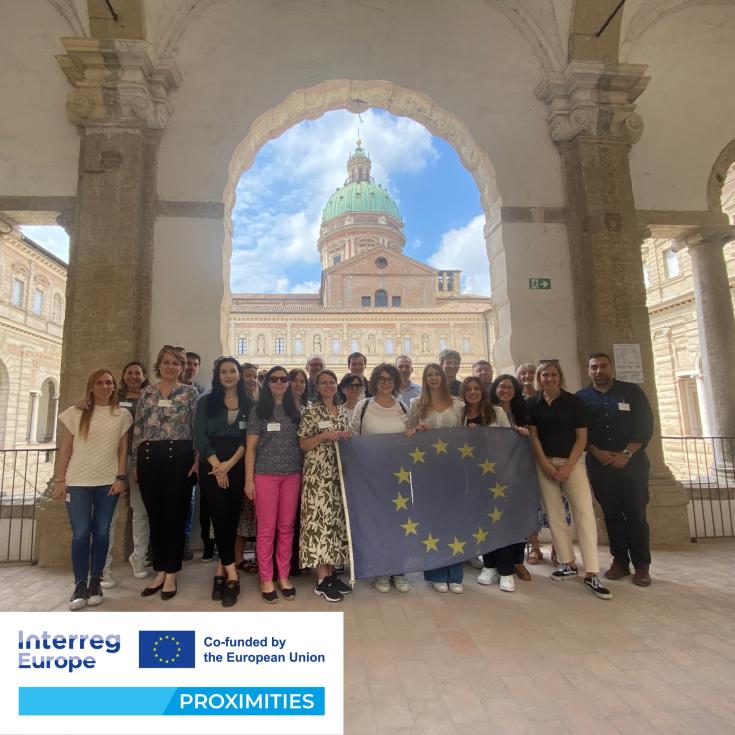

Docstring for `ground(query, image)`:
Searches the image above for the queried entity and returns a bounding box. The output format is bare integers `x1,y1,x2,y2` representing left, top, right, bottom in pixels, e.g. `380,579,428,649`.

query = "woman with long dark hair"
245,365,303,603
52,369,131,609
195,358,252,607
289,368,309,410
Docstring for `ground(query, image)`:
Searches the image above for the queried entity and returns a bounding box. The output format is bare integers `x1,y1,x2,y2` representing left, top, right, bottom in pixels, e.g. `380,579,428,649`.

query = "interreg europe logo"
139,631,196,669
17,630,121,673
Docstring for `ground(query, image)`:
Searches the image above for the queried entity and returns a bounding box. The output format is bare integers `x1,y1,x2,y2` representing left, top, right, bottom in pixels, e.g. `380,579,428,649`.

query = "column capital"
674,225,735,251
535,61,649,144
56,38,181,130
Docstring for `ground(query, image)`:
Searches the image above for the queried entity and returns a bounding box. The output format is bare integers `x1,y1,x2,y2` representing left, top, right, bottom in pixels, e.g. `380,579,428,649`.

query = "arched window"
375,289,388,307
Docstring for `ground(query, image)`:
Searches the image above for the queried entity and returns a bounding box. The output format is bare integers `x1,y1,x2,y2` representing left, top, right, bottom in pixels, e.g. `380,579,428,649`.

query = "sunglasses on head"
539,358,559,364
163,344,185,352
269,376,290,384
344,382,362,388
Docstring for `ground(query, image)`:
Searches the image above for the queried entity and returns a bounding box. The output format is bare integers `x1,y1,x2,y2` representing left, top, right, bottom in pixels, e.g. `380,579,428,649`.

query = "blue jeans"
423,562,464,583
66,485,118,583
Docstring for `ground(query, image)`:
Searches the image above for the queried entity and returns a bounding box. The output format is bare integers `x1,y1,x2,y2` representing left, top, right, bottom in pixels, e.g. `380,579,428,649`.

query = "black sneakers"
211,575,226,601
86,575,103,606
222,580,240,608
329,574,353,595
314,578,343,603
551,564,579,581
69,580,87,610
584,575,613,599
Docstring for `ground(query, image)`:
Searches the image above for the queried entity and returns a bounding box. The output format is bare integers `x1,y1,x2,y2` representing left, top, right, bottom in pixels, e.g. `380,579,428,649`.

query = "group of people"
52,344,654,610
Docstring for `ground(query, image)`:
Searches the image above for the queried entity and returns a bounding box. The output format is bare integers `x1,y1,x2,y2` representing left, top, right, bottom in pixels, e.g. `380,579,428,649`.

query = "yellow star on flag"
393,466,411,485
409,447,426,464
422,533,439,552
489,482,507,498
447,537,466,556
488,507,503,524
432,438,448,454
400,517,419,536
392,491,409,511
478,458,496,475
472,527,488,545
457,442,475,459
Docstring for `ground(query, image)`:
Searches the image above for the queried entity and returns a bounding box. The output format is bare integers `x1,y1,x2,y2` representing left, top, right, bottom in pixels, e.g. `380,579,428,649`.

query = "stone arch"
0,359,9,449
707,139,735,216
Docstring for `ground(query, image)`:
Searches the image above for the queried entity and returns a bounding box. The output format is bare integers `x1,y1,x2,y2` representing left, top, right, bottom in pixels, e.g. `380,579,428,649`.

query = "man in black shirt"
577,353,654,586
440,349,462,397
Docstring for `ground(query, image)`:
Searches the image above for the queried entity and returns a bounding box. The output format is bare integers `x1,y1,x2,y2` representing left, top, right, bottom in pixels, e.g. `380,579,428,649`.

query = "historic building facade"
228,144,493,373
0,227,65,449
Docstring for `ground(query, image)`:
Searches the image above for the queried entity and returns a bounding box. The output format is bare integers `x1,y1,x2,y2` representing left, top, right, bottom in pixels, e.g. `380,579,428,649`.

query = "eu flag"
139,631,196,668
338,427,540,579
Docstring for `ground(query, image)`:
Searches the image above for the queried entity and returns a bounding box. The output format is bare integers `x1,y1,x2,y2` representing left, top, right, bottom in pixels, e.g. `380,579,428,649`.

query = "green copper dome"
322,180,402,222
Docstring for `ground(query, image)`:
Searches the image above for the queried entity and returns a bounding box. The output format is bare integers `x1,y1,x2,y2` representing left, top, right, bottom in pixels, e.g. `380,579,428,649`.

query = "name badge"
267,422,281,432
119,401,133,408
238,421,247,430
618,402,631,412
318,420,333,429
158,399,173,408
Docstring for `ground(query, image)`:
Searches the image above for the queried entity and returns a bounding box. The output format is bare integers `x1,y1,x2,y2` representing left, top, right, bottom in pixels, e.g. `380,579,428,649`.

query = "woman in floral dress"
298,369,352,602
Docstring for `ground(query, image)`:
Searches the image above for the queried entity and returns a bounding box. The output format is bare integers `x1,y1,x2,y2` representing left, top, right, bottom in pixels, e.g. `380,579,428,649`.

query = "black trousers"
587,453,651,568
138,440,195,574
483,542,525,576
200,436,244,567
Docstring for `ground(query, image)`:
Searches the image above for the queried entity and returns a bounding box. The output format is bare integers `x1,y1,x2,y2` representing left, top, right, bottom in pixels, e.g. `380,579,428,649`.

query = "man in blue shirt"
395,355,420,409
577,353,654,586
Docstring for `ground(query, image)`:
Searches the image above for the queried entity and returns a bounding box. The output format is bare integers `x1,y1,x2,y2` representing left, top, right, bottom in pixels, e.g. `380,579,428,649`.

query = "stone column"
49,394,60,444
37,38,181,567
55,38,180,406
678,226,735,463
27,391,40,444
536,61,691,547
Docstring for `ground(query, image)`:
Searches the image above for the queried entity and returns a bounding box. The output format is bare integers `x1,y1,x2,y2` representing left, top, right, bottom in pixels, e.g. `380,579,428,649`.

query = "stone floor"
2,540,735,735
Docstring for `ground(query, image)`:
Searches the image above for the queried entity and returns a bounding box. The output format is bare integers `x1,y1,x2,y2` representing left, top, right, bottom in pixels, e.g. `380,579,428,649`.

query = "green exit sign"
529,277,551,290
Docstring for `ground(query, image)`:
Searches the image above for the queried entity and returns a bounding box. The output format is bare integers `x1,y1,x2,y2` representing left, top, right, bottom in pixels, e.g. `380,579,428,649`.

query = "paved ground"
2,540,734,734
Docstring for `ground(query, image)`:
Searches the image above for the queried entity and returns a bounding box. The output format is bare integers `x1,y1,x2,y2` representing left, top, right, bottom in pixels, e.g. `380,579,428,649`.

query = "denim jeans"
66,485,119,583
423,562,464,583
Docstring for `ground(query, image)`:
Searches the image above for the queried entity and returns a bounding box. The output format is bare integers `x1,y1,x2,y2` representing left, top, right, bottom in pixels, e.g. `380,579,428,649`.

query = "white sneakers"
499,575,515,593
477,567,515,592
99,570,116,589
448,583,464,594
432,582,449,593
477,567,500,586
373,576,391,593
392,575,410,593
129,554,148,579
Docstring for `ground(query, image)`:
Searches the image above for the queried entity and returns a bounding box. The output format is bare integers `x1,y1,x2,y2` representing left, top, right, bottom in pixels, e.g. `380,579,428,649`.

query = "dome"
321,180,402,222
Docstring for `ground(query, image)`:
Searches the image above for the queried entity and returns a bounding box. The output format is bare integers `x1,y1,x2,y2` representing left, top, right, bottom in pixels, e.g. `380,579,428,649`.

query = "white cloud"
20,226,69,262
290,280,320,293
231,109,436,293
428,215,490,296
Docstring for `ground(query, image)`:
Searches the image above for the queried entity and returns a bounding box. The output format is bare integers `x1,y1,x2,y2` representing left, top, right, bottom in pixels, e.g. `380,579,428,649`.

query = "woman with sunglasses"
349,363,411,594
245,366,303,603
338,372,363,422
527,361,611,599
194,358,252,607
471,374,533,590
132,345,199,600
406,364,466,593
298,369,352,602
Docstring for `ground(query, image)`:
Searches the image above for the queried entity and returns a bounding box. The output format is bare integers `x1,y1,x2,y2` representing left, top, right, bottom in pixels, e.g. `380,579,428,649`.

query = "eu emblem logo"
139,630,196,668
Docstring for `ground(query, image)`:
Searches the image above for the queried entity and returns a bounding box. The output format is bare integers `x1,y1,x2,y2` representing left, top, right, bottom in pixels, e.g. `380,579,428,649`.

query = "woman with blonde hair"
52,369,132,610
132,345,199,600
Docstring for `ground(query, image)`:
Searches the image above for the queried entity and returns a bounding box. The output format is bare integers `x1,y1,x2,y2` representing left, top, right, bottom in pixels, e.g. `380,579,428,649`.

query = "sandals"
238,560,258,574
527,548,542,565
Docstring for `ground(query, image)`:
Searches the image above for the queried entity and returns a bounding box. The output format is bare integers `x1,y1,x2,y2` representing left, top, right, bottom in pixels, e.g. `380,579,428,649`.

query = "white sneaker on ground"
477,567,499,586
432,582,449,593
129,554,148,579
373,576,391,593
392,575,410,593
499,575,515,592
448,583,464,594
100,571,116,589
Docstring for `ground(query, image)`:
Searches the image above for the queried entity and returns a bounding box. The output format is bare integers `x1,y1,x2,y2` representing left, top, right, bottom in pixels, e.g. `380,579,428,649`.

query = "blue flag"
139,631,196,669
338,427,540,579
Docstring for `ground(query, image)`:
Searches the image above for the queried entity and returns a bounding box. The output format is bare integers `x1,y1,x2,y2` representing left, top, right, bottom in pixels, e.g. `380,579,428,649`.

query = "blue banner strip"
19,687,325,716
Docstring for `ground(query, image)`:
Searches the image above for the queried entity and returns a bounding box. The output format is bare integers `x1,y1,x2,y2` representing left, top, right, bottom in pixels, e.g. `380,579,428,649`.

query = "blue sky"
23,109,490,295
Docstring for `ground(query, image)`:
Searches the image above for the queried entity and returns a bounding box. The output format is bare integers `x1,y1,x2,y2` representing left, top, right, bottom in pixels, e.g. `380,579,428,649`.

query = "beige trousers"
536,456,599,574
